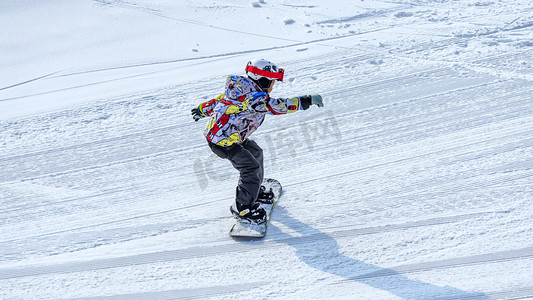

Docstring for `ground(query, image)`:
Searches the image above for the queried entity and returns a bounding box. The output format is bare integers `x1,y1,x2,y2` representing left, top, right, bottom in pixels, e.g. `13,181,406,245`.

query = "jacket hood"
225,75,262,100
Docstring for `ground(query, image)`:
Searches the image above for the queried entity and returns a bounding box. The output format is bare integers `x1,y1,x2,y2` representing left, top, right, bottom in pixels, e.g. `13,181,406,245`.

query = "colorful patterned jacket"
197,75,305,147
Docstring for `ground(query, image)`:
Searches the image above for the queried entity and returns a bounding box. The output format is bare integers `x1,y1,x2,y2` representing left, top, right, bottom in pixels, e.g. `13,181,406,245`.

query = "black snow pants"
208,139,264,206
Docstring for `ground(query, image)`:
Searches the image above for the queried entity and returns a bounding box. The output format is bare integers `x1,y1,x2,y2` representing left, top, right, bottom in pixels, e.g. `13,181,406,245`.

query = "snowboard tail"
229,178,282,238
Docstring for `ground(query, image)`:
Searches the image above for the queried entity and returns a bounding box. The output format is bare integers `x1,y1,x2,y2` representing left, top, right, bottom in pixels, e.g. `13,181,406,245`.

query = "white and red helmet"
245,59,284,82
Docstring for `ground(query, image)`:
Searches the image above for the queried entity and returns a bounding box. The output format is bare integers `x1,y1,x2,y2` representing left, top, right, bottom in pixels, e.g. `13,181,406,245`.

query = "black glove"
191,107,204,121
300,94,324,110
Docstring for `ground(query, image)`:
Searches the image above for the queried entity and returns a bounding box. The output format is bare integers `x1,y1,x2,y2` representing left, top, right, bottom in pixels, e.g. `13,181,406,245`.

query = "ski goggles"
245,65,285,82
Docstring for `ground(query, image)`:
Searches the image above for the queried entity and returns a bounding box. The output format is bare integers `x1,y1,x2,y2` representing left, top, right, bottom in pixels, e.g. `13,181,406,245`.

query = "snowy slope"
1,0,533,299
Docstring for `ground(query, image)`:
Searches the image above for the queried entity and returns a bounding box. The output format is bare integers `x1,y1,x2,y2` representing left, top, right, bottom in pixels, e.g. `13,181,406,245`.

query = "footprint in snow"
284,19,296,25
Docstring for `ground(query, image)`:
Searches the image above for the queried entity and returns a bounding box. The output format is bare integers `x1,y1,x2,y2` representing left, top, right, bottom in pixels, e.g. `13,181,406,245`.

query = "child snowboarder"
191,59,323,224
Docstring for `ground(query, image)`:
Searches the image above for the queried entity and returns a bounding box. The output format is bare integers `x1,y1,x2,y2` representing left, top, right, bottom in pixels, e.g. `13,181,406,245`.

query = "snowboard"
229,178,282,238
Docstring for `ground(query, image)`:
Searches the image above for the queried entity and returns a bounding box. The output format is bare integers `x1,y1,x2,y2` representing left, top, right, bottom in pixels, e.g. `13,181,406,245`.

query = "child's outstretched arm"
265,94,323,115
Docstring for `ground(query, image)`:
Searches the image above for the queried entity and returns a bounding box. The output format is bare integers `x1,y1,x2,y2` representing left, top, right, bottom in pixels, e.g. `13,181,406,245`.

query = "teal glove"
311,94,323,107
300,94,324,110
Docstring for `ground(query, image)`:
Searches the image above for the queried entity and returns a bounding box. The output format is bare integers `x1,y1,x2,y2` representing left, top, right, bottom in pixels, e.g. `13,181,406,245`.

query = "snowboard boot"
230,201,267,224
256,185,274,204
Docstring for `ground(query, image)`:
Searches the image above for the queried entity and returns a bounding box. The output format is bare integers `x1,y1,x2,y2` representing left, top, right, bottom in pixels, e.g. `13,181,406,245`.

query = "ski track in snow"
1,0,533,299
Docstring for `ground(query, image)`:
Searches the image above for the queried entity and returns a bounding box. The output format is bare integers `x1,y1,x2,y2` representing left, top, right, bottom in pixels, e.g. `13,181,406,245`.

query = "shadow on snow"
266,205,488,300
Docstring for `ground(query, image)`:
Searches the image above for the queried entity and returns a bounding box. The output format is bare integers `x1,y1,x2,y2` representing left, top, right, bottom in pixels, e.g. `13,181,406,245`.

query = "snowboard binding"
256,185,274,204
230,202,267,224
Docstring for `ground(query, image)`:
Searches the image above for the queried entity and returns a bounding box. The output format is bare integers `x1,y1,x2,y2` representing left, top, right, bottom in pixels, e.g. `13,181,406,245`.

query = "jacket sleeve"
264,96,304,115
225,92,304,115
197,94,224,117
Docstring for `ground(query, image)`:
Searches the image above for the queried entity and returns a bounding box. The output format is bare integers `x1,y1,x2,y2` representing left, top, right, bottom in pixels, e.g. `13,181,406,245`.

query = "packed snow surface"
1,0,533,299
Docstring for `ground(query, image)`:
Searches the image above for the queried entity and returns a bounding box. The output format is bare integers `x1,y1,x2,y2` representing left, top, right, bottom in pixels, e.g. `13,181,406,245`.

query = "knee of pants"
240,160,262,176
